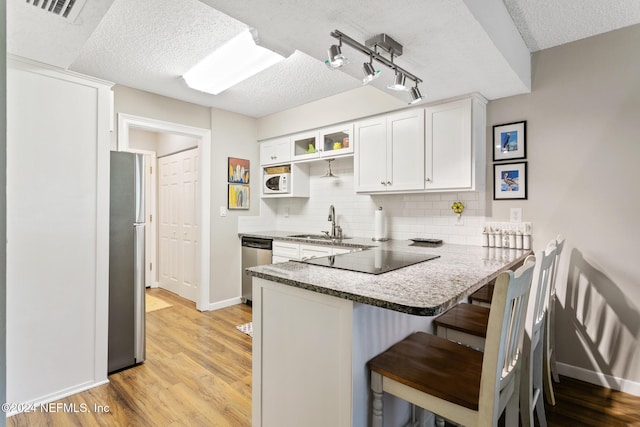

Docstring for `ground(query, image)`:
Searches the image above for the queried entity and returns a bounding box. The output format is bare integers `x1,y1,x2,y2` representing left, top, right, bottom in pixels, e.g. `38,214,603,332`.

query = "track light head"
387,72,409,91
361,62,381,84
408,85,424,105
325,44,347,69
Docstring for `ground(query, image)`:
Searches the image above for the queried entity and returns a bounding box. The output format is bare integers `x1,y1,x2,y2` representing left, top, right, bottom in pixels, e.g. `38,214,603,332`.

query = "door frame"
118,113,211,311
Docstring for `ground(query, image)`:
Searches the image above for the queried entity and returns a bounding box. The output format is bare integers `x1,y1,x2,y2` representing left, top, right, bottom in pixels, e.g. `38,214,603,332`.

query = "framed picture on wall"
228,184,250,210
494,162,527,200
493,121,526,161
228,157,250,183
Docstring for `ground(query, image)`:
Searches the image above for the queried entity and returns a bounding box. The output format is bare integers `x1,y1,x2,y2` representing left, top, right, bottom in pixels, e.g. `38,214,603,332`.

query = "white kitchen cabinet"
272,241,300,263
424,95,487,191
261,162,310,199
300,244,334,260
260,136,291,166
291,123,354,162
355,109,425,193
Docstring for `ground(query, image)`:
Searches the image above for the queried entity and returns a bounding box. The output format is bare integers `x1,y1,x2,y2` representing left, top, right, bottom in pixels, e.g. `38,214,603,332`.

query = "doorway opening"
118,113,211,311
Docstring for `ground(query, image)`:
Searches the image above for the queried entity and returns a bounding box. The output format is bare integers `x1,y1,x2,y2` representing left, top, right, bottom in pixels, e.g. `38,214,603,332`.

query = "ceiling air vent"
25,0,87,22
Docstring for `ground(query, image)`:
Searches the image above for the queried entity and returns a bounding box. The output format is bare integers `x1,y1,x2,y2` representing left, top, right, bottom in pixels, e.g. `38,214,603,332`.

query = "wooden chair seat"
434,303,489,351
369,331,483,411
469,283,493,307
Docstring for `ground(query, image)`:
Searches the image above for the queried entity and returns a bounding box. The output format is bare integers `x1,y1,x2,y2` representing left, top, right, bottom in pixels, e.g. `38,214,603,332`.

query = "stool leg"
371,372,384,427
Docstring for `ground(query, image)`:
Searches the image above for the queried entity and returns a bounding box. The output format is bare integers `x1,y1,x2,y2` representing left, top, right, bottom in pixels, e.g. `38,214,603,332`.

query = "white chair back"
480,255,536,423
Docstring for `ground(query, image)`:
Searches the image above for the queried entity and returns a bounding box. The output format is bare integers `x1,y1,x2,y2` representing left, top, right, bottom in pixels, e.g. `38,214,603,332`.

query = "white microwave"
263,173,290,194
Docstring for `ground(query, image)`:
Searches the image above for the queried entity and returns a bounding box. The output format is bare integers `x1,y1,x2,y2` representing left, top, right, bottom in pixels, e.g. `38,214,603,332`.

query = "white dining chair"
543,234,566,405
368,256,536,427
433,240,558,427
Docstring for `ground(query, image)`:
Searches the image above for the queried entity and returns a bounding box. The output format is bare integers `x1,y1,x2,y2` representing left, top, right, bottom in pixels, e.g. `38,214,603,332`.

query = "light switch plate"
219,206,228,217
510,208,522,223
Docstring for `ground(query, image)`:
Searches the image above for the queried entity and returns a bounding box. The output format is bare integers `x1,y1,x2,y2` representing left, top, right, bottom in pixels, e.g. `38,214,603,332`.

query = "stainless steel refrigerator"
108,151,146,373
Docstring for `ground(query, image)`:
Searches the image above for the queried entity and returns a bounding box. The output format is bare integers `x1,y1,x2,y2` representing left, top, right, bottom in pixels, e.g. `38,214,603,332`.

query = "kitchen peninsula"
244,233,530,427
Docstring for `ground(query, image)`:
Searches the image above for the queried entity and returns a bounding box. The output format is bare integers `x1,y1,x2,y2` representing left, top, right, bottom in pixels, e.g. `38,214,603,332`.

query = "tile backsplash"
252,158,490,246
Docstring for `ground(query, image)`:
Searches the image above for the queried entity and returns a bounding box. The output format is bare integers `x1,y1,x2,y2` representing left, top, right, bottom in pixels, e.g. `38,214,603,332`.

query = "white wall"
487,24,640,393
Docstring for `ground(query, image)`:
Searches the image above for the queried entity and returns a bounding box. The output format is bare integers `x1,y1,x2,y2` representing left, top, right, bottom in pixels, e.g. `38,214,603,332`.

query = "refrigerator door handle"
134,223,146,363
134,154,145,223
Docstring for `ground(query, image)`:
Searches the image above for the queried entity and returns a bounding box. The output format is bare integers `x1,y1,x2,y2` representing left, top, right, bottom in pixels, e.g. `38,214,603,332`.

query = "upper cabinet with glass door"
291,123,354,162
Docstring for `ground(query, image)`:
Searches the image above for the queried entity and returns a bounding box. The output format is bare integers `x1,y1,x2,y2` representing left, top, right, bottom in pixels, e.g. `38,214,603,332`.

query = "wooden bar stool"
433,242,557,427
543,235,566,406
368,256,536,427
468,282,493,308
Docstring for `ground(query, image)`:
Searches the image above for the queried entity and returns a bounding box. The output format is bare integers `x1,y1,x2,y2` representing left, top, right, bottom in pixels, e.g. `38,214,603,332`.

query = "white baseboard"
6,379,110,417
205,297,244,311
558,362,640,397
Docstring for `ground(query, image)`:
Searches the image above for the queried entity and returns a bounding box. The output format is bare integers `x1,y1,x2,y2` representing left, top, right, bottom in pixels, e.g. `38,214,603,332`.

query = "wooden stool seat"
434,303,489,350
469,284,493,307
369,331,483,411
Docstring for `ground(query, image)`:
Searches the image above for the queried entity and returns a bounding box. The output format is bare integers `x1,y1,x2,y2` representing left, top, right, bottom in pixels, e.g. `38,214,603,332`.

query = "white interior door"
158,149,200,302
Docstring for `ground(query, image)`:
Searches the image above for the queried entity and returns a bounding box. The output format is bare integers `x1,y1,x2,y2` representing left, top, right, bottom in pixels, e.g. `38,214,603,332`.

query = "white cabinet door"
318,123,354,158
354,117,388,192
260,137,291,166
290,130,320,161
387,109,425,192
355,110,424,193
425,98,472,190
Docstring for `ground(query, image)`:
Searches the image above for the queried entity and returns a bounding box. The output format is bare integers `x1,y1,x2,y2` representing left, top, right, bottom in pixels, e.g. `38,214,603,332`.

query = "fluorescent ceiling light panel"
183,29,284,95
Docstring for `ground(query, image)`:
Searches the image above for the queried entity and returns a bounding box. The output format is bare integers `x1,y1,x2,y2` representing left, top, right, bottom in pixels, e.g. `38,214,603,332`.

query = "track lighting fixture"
325,44,347,69
387,72,408,91
327,29,425,104
409,85,423,105
361,61,381,84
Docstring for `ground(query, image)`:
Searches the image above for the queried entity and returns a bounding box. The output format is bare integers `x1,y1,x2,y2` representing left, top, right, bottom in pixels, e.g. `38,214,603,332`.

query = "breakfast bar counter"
244,236,531,427
245,237,529,316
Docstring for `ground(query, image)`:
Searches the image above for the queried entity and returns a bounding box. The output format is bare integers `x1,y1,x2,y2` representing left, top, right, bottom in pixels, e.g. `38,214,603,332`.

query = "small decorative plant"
451,201,465,216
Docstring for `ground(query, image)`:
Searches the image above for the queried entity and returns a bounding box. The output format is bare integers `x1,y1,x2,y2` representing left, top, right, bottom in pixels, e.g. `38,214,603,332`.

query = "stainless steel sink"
287,234,351,241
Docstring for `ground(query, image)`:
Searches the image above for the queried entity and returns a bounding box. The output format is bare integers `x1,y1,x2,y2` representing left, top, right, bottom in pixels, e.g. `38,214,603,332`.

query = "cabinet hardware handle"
426,177,431,182
387,181,392,185
380,181,385,185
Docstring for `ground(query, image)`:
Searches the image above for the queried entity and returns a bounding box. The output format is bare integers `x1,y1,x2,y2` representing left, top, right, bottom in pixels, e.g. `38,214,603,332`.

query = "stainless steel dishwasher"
241,236,273,305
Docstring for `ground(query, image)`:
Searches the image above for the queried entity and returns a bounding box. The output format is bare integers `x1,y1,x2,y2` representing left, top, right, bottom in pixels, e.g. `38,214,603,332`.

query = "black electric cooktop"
300,248,440,275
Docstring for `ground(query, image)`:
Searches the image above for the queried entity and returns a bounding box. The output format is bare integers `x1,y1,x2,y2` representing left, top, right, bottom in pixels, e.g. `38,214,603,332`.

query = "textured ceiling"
7,0,640,118
503,0,640,51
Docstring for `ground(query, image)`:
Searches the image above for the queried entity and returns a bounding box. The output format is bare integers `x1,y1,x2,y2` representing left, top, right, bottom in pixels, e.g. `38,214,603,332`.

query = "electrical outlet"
510,208,522,223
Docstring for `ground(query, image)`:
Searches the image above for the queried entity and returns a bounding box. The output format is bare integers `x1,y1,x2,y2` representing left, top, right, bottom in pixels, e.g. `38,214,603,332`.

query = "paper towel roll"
373,207,386,241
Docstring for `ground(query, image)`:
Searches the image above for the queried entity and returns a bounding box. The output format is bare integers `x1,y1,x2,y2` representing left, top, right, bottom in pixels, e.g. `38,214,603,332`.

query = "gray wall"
113,86,258,307
210,107,259,304
1,1,7,424
488,24,640,389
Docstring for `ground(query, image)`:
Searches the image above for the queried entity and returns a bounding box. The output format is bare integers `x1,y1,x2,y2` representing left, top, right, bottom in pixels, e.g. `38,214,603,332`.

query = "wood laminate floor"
7,288,640,426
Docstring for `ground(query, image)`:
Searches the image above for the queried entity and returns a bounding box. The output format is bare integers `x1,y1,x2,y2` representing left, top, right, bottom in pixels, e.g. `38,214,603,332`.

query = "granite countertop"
241,231,531,316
